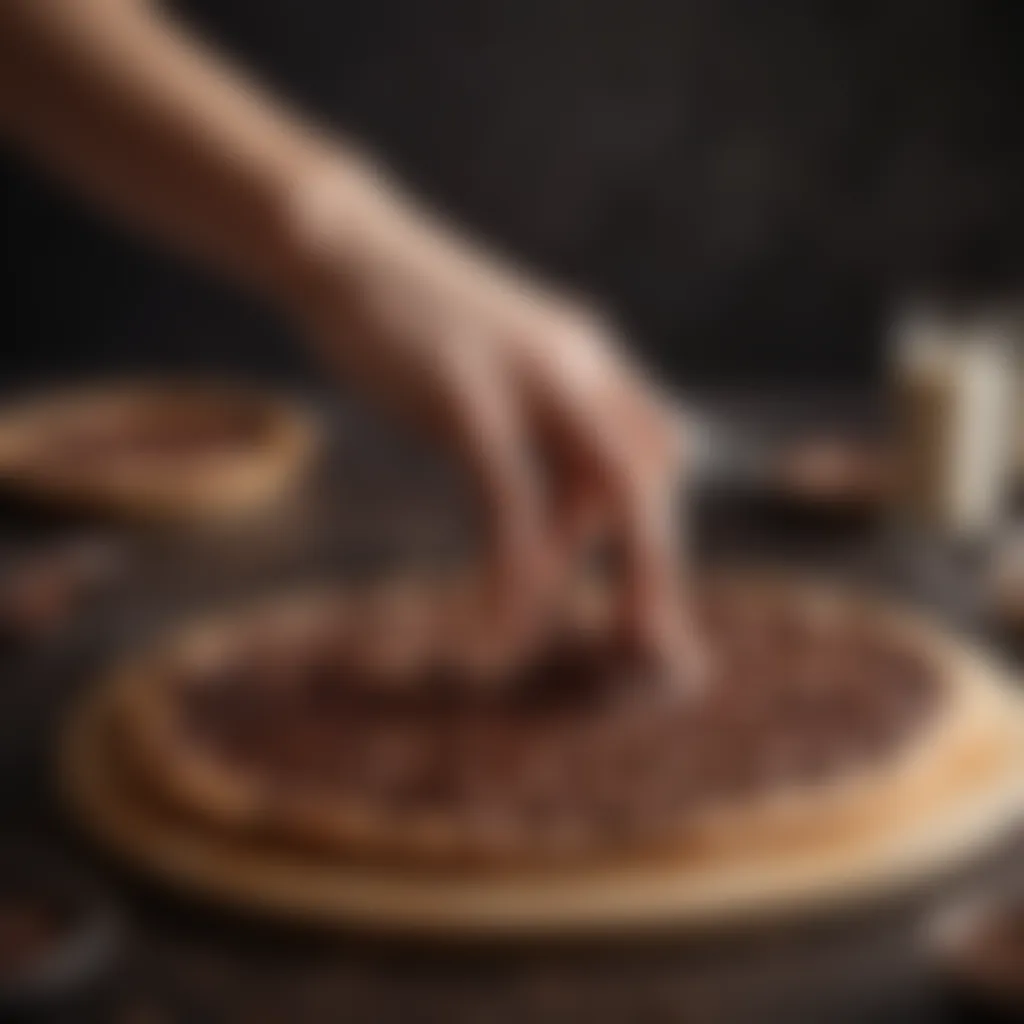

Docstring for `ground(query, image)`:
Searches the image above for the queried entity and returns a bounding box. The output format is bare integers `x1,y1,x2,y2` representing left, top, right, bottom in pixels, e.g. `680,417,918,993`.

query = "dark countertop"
1,396,1022,1024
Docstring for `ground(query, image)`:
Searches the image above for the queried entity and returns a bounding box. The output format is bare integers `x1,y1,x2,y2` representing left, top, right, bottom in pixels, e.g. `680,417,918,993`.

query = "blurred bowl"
925,883,1024,1022
988,532,1024,637
771,436,893,512
0,845,122,1020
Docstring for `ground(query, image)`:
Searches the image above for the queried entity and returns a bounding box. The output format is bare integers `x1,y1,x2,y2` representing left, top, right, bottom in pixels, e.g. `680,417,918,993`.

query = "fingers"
582,419,685,663
617,472,680,652
435,333,693,685
435,348,546,670
343,290,696,684
615,467,704,683
524,330,698,679
605,387,696,662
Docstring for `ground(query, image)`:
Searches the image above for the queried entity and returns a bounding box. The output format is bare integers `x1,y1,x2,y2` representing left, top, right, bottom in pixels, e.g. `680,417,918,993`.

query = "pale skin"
0,0,697,673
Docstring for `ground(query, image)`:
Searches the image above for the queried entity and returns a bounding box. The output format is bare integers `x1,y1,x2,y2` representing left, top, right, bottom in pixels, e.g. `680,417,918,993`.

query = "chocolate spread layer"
165,587,943,843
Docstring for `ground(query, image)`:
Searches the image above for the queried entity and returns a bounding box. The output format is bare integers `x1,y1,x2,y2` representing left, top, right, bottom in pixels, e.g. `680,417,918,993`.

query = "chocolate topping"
162,585,944,849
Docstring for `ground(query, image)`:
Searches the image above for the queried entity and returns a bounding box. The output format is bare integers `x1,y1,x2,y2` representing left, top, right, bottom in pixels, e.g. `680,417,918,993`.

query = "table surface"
1,394,1022,1024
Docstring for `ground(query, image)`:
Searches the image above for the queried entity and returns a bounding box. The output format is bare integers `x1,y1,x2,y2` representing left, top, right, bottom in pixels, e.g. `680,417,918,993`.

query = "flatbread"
0,382,317,524
61,575,1024,934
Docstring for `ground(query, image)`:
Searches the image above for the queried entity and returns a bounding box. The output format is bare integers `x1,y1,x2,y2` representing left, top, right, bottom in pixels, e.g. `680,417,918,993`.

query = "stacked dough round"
0,382,317,524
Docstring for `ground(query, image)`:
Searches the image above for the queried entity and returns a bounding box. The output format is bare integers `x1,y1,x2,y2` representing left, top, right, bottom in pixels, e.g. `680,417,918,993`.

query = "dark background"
3,0,1023,391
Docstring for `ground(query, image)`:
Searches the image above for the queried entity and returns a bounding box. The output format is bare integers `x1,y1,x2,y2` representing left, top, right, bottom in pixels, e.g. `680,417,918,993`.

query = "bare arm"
0,0,696,673
0,0,352,294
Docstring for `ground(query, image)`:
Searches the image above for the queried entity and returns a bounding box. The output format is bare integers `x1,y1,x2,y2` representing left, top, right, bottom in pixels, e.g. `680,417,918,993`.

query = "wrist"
267,148,427,316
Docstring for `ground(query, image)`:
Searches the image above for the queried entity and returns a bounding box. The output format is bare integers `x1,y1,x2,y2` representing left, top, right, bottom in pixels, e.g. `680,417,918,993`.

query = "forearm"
0,0,387,301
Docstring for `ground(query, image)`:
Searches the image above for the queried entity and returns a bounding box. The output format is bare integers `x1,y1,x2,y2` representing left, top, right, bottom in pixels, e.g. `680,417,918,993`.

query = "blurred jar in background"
890,300,1020,546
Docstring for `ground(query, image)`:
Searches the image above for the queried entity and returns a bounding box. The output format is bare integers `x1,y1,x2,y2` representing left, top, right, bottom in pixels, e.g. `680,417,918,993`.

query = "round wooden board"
62,620,1024,939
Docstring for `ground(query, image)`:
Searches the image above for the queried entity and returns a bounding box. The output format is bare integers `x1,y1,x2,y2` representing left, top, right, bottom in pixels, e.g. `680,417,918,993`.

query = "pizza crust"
0,382,318,524
62,618,1024,935
103,578,1016,867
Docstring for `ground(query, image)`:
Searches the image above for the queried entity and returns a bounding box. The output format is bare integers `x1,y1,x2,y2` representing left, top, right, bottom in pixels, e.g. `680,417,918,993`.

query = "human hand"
281,168,697,677
0,0,696,678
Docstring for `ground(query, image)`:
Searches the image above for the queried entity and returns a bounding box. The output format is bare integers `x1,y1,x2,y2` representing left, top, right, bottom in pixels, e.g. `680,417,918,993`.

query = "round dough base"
62,626,1024,938
0,382,318,526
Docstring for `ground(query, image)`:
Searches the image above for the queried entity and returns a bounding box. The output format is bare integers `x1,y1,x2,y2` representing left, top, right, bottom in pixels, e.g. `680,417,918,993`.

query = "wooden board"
62,622,1024,939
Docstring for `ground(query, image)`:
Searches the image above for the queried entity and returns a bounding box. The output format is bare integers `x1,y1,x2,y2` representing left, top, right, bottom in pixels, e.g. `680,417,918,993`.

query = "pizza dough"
63,574,1024,934
0,382,317,524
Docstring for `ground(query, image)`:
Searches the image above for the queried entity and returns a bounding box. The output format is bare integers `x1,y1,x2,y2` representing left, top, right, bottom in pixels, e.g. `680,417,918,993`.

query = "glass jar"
890,301,1019,544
